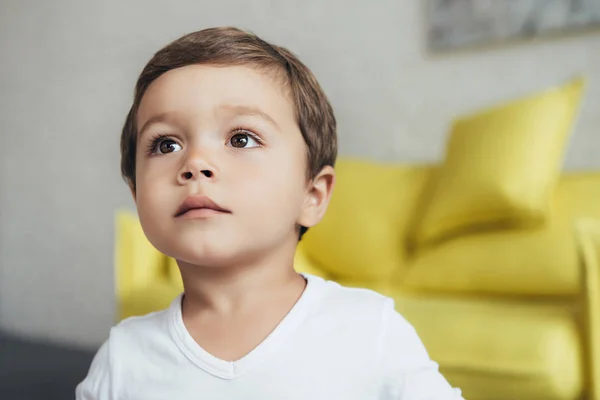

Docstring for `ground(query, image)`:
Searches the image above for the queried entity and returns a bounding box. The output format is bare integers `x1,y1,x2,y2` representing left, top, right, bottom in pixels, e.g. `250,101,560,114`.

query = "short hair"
120,27,337,240
120,26,337,188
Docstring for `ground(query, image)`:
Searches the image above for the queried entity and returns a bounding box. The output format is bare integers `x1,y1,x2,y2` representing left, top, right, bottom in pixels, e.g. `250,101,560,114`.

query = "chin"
168,239,247,268
176,252,237,268
149,227,284,268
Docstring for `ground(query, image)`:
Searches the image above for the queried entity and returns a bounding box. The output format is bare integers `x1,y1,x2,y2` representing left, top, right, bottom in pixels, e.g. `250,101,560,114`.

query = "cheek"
136,153,178,188
135,160,172,214
233,149,306,212
134,179,173,252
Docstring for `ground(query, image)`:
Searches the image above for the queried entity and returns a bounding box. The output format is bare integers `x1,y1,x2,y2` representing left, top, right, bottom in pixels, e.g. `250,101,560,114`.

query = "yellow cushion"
302,160,433,280
393,294,583,400
414,77,585,245
404,226,578,296
574,219,600,400
403,172,600,296
557,172,600,221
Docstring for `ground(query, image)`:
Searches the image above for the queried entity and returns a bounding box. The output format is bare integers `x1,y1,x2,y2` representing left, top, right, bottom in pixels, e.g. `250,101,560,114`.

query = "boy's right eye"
148,136,182,155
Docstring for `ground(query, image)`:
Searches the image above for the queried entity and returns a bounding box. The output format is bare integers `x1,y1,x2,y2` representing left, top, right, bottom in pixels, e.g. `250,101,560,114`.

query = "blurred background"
1,0,599,399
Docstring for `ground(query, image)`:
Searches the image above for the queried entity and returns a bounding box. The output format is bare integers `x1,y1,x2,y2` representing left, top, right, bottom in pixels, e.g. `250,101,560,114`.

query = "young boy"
76,27,464,399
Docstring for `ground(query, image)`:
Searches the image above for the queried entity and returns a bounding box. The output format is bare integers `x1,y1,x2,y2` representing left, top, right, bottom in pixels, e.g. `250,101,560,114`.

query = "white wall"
1,0,599,348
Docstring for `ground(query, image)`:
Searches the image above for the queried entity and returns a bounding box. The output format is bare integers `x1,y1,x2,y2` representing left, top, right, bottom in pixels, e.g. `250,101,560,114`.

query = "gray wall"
1,0,599,348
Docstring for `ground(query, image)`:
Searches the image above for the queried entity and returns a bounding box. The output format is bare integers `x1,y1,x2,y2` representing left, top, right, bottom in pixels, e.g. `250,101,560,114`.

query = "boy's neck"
177,244,305,317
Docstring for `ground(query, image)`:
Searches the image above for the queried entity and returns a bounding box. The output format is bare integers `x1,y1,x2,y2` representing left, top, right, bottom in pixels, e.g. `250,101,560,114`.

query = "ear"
297,165,335,229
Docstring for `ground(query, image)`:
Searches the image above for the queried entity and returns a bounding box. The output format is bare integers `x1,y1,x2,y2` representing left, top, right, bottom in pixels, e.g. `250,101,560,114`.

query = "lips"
175,195,231,217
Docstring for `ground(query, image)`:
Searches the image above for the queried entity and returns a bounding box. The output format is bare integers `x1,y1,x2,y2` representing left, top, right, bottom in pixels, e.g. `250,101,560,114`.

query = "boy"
76,27,464,399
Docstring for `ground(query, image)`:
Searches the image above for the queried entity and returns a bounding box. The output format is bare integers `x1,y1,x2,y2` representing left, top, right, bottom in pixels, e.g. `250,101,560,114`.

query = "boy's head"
120,27,337,267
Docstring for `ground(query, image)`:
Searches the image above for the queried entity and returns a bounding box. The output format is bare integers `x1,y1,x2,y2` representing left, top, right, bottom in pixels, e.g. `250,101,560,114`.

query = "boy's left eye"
154,138,182,154
229,131,260,148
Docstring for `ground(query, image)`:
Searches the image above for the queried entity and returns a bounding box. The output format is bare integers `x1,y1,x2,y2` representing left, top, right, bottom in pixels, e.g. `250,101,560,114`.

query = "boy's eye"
155,139,182,154
229,131,260,148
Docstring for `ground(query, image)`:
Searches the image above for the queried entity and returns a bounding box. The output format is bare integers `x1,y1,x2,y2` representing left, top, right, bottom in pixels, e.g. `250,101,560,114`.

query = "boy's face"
133,64,333,267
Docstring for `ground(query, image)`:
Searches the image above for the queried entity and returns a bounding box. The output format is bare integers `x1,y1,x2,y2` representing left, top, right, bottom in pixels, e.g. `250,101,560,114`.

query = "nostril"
201,170,213,178
183,172,193,180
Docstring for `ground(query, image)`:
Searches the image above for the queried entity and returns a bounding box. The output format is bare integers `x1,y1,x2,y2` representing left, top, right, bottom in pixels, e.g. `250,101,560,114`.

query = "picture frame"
426,0,600,52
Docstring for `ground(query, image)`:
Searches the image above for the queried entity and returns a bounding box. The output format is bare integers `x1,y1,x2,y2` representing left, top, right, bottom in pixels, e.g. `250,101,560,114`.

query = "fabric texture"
413,77,585,245
77,275,463,400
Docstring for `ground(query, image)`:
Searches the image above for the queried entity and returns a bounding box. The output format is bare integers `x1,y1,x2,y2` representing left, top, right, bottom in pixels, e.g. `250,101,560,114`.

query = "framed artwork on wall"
427,0,600,52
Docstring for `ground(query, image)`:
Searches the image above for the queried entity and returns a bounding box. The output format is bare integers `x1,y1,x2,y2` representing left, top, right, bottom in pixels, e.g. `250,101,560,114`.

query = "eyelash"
145,128,263,155
230,127,264,146
146,133,170,155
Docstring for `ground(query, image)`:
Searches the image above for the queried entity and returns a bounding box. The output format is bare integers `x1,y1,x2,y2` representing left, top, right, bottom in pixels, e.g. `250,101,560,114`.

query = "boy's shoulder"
309,274,391,310
107,295,181,351
304,274,396,328
116,298,178,331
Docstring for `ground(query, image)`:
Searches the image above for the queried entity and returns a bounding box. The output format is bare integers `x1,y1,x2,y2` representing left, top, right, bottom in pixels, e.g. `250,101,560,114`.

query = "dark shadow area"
0,332,94,400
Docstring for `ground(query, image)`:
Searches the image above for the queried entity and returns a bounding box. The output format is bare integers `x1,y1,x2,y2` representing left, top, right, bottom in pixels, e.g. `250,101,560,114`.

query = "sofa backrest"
299,159,600,284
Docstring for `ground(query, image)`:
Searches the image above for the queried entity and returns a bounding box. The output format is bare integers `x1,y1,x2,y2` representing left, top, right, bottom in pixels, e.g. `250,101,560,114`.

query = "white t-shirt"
76,274,464,399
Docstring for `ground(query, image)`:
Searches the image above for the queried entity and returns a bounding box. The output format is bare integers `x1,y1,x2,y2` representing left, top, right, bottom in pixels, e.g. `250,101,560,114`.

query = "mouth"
175,195,231,218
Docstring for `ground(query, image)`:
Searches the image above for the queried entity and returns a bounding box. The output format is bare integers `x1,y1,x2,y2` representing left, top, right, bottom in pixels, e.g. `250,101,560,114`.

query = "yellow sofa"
115,159,600,400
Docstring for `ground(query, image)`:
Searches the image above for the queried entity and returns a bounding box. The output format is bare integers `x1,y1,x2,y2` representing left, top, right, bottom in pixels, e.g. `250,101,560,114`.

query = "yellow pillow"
414,77,585,245
404,220,579,297
574,219,600,400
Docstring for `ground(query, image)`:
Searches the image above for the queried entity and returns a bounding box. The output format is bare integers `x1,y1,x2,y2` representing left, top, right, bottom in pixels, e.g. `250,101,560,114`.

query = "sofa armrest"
575,218,600,400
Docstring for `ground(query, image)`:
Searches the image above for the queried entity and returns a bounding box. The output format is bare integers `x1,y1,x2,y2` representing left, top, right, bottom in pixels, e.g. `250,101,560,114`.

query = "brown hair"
120,26,337,190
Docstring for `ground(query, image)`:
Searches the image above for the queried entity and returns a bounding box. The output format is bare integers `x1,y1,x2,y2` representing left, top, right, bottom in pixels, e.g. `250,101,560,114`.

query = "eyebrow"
219,104,280,129
138,112,178,139
137,105,280,139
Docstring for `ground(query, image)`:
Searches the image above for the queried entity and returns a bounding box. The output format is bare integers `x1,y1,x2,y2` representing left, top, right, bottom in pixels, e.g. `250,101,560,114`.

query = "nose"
177,149,218,185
